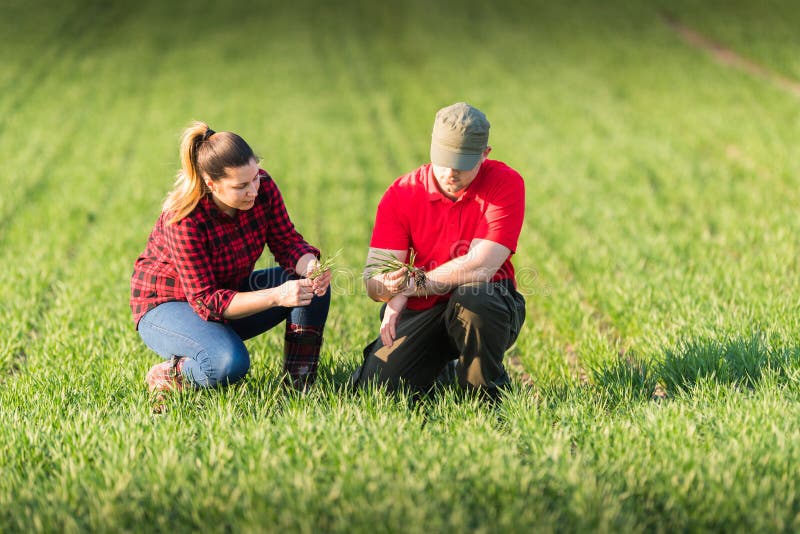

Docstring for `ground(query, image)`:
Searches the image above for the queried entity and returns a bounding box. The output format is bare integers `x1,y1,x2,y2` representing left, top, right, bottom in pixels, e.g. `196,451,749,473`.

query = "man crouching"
352,102,527,400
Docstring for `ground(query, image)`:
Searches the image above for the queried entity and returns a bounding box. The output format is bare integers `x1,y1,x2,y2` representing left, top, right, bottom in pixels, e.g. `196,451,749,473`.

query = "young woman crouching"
130,121,331,404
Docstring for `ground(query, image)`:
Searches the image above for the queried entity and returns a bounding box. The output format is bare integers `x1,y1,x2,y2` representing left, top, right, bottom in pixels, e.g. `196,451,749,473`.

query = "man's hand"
372,267,409,295
364,248,410,302
380,294,408,347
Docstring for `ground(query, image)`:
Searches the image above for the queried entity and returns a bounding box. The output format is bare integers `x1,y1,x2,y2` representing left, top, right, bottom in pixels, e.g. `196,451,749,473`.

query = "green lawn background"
1,0,800,531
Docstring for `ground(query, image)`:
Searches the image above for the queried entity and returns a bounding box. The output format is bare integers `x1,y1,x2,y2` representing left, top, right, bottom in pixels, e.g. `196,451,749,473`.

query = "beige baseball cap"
430,102,490,171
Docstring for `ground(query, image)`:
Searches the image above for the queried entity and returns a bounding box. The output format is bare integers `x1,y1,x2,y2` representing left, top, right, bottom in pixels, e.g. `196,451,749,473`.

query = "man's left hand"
380,294,408,347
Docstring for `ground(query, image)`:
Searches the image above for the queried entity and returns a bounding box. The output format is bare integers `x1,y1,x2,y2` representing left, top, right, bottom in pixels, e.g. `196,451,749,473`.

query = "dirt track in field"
662,12,800,98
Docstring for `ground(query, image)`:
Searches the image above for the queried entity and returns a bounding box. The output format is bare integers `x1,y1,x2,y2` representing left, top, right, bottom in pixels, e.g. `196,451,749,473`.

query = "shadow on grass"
585,333,800,407
589,355,658,406
317,356,361,389
220,334,800,414
658,334,799,393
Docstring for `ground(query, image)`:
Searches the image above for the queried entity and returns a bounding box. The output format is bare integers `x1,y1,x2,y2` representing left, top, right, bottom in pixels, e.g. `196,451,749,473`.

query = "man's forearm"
369,240,509,299
403,257,497,297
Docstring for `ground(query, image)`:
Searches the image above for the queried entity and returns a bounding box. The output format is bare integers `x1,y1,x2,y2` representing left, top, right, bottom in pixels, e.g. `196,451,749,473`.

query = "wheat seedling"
309,248,342,280
365,249,427,289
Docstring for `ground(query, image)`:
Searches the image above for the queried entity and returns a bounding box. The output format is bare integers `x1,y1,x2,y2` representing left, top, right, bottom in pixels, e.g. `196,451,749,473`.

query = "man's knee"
353,356,399,390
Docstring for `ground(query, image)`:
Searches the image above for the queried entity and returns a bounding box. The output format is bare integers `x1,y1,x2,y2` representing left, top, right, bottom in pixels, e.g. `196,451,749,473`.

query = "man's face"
431,147,491,197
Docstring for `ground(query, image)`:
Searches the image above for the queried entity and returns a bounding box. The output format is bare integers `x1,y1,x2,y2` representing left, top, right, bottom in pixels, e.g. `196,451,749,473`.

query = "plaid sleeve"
262,177,319,273
163,217,236,321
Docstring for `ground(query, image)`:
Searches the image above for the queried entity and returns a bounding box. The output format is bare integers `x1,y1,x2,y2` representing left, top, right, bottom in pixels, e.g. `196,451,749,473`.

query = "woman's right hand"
275,278,315,307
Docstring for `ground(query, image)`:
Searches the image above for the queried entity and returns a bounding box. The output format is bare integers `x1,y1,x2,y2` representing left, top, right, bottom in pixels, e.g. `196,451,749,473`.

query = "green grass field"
2,0,800,531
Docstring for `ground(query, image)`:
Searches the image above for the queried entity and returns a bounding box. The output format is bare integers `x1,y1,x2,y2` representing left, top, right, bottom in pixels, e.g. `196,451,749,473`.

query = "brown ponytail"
163,120,258,224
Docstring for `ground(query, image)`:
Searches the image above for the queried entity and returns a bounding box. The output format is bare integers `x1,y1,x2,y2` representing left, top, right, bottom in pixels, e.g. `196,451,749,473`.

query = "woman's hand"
276,278,315,307
305,259,332,296
380,294,408,348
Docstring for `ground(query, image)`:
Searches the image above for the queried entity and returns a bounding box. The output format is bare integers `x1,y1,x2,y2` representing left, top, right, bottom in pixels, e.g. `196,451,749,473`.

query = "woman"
130,121,331,400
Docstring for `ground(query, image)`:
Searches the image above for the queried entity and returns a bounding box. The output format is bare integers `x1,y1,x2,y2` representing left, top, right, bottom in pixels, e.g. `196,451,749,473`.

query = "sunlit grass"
1,0,800,530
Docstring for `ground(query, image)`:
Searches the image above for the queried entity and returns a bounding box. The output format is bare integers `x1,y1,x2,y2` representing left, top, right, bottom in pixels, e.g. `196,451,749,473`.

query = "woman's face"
206,158,260,216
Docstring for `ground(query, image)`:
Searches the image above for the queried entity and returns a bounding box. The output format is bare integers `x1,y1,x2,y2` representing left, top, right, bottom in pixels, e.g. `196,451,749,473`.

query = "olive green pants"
353,281,526,394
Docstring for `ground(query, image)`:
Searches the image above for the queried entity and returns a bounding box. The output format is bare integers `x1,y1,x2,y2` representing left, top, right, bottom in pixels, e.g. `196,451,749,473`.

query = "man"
353,102,527,399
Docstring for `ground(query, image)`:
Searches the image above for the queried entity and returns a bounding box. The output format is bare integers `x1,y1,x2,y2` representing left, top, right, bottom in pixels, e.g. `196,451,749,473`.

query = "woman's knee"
203,343,251,387
312,287,331,313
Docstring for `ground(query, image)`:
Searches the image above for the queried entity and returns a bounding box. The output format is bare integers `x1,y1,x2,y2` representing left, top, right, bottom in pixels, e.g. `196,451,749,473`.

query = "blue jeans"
137,267,330,387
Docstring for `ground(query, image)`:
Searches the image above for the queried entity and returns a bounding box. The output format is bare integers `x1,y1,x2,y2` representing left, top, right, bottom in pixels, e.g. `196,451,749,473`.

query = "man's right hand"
372,267,409,295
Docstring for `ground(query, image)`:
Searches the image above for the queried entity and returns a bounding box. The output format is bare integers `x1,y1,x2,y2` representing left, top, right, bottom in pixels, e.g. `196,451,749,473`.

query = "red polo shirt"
370,159,525,310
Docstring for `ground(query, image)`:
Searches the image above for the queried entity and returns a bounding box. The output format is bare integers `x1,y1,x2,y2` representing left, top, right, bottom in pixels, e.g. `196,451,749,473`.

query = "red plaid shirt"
130,170,319,326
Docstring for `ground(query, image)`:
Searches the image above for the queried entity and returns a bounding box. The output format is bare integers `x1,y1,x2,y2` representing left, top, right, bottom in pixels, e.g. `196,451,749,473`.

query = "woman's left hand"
306,260,332,296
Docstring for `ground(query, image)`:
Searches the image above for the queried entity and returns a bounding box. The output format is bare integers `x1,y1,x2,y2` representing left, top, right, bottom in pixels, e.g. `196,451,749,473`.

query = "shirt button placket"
448,203,460,242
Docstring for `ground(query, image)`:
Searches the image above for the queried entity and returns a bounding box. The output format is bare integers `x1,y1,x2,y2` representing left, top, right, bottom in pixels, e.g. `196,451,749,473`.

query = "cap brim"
430,144,482,171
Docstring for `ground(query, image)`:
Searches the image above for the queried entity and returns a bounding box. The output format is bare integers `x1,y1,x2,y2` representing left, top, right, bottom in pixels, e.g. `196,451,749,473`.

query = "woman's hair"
163,121,258,224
